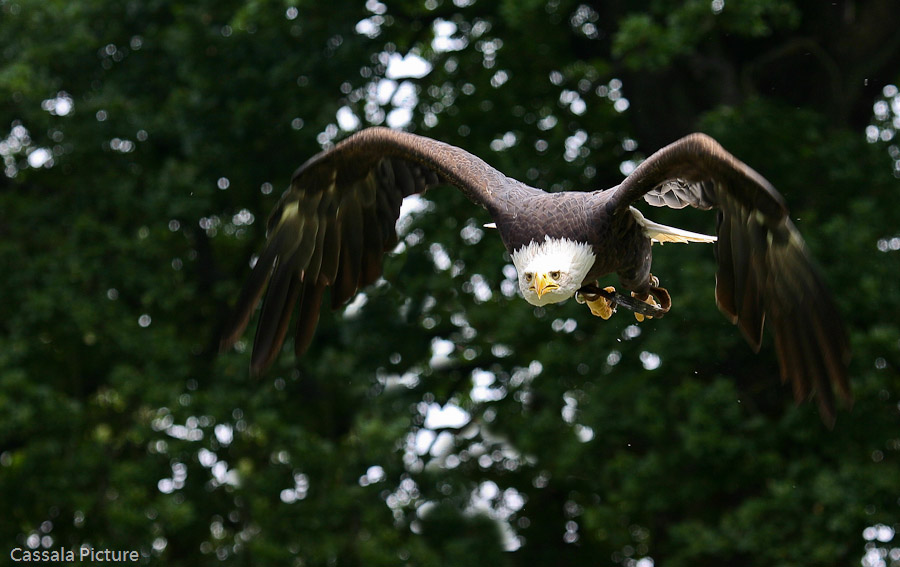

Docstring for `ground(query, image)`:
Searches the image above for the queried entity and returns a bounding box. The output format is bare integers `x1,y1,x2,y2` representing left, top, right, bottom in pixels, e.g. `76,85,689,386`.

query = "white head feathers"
511,236,596,306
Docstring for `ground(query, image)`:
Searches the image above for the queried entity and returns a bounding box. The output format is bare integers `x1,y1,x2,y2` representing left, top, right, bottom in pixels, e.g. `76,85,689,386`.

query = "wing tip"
219,306,256,355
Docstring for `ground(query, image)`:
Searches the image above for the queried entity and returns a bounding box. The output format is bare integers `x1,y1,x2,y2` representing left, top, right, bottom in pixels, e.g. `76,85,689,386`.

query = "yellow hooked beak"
534,272,559,298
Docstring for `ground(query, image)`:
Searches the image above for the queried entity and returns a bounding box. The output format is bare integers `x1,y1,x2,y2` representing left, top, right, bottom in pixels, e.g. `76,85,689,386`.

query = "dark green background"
2,0,899,565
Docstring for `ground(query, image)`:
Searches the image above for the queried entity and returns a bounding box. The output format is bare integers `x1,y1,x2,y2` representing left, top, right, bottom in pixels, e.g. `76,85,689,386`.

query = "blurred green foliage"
1,0,899,565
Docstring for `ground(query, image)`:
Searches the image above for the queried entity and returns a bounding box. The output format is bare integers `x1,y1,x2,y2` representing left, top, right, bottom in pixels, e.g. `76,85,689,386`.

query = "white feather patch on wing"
630,207,717,245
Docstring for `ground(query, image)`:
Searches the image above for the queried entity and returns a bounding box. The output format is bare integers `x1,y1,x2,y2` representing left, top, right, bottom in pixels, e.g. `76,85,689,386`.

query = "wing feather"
303,211,329,285
713,211,737,321
219,227,290,350
251,261,302,374
294,282,326,358
374,167,401,248
318,214,341,286
332,195,364,308
393,157,417,195
774,307,812,399
727,203,751,330
609,133,850,423
739,214,767,350
359,208,385,284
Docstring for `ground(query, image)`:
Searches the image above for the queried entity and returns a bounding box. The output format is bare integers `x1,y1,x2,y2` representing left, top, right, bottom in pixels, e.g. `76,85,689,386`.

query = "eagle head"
511,236,596,307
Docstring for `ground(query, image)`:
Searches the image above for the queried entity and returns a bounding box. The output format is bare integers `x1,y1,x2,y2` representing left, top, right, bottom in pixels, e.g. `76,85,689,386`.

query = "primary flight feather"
221,127,851,425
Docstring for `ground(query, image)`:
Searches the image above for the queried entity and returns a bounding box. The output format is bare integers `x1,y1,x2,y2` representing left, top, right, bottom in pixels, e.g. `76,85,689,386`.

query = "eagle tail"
630,207,717,245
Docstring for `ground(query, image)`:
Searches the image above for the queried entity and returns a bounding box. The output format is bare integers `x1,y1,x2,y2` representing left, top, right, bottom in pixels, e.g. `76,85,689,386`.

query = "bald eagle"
221,127,851,424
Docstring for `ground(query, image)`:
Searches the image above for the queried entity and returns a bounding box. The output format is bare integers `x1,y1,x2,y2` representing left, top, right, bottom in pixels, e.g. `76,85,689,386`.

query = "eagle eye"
524,272,533,283
550,271,561,280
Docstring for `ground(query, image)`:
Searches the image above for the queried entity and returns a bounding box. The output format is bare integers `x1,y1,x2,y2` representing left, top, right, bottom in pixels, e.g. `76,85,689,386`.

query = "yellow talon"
631,291,660,322
586,286,617,320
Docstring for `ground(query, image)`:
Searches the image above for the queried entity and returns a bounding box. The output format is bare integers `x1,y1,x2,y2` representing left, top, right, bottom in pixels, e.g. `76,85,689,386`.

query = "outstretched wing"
607,133,851,425
221,127,508,374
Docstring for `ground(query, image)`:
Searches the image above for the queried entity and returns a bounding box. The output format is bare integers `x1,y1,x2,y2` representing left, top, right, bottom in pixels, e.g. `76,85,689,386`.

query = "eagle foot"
577,283,669,319
631,279,671,322
576,286,617,319
631,292,658,322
